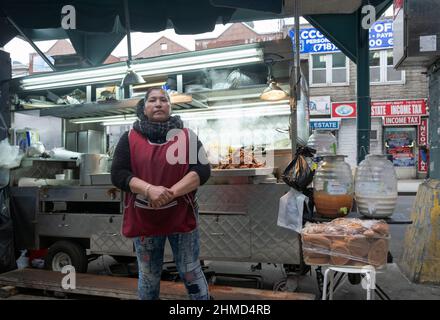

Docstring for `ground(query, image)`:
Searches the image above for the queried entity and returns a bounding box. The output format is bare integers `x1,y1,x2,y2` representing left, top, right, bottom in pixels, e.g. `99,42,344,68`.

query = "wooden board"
0,268,314,300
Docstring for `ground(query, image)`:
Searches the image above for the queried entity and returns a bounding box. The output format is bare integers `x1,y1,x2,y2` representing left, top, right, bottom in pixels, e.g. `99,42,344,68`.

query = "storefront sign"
418,149,428,172
310,120,340,130
418,118,428,145
383,116,421,126
331,102,357,118
371,100,427,117
289,20,393,53
310,96,331,115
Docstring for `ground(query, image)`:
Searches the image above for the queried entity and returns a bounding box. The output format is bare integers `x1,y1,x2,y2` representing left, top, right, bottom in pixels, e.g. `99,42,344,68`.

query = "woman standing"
111,87,211,300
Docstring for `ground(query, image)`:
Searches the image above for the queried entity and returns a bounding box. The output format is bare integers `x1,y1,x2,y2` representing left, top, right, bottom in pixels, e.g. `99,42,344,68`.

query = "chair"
321,265,377,300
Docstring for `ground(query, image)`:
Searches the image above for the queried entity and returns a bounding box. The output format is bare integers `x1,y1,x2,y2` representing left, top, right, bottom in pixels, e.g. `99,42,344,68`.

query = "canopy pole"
290,0,300,153
6,16,56,71
124,0,133,64
356,3,371,164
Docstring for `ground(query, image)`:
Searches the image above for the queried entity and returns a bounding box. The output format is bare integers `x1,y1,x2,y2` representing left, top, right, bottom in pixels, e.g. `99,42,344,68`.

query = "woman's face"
144,89,171,122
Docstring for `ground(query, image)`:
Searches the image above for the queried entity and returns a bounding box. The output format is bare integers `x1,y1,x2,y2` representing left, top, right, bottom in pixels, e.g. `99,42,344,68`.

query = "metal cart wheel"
273,276,299,292
45,240,88,273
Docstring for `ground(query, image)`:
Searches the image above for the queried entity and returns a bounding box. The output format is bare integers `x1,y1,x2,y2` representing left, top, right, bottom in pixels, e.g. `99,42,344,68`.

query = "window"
160,43,167,51
369,50,404,84
310,52,349,86
33,55,54,73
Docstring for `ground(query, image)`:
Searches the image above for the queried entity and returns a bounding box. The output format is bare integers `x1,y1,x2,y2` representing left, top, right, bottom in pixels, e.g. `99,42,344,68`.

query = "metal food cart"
7,39,307,290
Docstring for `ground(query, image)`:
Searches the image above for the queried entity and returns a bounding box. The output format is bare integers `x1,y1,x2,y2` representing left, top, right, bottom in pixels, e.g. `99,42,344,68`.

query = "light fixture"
120,0,145,87
99,103,290,126
260,55,288,101
21,46,263,91
260,81,288,101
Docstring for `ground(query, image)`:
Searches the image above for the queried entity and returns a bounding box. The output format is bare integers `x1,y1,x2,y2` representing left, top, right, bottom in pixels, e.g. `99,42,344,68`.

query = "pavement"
82,195,440,300
3,191,438,300
397,179,424,194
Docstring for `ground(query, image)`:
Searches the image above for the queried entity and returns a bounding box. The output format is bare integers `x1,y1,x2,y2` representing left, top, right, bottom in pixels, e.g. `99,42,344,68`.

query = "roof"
135,36,190,59
45,39,75,56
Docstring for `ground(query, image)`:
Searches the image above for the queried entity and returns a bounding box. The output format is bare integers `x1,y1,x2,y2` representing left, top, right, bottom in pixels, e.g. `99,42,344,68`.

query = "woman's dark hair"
144,87,171,102
136,87,171,120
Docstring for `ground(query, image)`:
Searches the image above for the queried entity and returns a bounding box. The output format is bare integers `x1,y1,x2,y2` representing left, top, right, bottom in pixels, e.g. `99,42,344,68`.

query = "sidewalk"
397,179,424,195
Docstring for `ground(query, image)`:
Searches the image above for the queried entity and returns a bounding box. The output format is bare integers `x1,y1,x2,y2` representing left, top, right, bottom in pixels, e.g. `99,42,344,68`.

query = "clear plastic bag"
301,218,390,267
277,189,309,233
0,139,23,169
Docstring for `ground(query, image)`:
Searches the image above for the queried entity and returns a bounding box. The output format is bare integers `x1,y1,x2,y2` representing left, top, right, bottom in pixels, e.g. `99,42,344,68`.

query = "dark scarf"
133,99,183,143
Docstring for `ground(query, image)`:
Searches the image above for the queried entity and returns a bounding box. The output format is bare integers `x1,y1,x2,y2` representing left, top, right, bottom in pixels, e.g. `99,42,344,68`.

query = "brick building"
195,22,282,50
285,19,429,179
135,36,190,59
29,40,122,74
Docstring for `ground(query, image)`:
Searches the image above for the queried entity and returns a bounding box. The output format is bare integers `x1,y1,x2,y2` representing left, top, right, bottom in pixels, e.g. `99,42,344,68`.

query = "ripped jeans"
133,228,209,300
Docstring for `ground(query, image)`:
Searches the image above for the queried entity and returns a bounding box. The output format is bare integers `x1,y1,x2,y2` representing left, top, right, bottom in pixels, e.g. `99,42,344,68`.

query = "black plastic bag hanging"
282,146,316,192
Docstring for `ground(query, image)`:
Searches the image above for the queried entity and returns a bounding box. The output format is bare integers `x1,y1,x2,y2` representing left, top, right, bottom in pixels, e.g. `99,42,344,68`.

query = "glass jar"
306,130,337,157
355,154,398,218
313,155,354,218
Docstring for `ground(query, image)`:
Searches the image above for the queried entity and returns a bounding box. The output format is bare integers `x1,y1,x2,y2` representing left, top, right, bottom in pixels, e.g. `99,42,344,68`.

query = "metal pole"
290,0,300,153
124,0,133,64
428,60,440,179
6,17,56,71
356,3,371,164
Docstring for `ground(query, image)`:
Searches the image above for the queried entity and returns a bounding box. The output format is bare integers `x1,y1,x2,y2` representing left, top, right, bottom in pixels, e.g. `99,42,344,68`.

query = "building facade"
288,19,429,179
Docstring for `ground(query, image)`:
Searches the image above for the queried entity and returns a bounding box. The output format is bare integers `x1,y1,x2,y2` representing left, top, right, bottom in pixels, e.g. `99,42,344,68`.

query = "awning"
0,0,364,65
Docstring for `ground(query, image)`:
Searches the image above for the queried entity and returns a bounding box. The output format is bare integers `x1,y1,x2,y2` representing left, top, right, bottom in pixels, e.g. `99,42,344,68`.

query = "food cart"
7,39,310,289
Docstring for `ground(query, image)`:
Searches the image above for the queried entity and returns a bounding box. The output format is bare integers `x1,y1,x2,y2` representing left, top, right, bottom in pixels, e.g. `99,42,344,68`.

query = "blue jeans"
133,228,209,300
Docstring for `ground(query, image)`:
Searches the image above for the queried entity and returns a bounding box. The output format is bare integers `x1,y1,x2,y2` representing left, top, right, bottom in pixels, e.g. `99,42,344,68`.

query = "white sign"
310,96,331,115
420,35,437,52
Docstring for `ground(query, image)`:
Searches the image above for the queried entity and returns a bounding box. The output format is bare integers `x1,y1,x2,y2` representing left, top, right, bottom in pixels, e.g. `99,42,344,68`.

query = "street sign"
310,120,340,130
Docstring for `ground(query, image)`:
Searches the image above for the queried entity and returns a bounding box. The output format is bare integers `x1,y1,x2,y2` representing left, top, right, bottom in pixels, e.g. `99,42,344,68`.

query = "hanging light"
121,0,145,87
260,57,288,101
260,80,288,101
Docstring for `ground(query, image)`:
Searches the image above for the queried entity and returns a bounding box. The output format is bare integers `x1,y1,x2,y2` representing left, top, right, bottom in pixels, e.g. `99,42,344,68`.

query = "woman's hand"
146,185,174,208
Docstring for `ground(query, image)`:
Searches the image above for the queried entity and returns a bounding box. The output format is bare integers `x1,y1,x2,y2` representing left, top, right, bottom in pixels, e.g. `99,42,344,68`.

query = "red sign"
331,102,357,118
418,118,428,145
394,0,404,18
371,100,427,117
418,149,428,173
383,116,421,126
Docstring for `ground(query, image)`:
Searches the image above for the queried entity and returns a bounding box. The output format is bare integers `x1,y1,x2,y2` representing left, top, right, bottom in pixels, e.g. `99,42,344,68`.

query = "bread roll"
363,229,377,238
304,252,329,265
346,235,370,257
302,234,331,251
347,259,367,267
371,222,389,236
368,239,388,266
330,240,350,265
